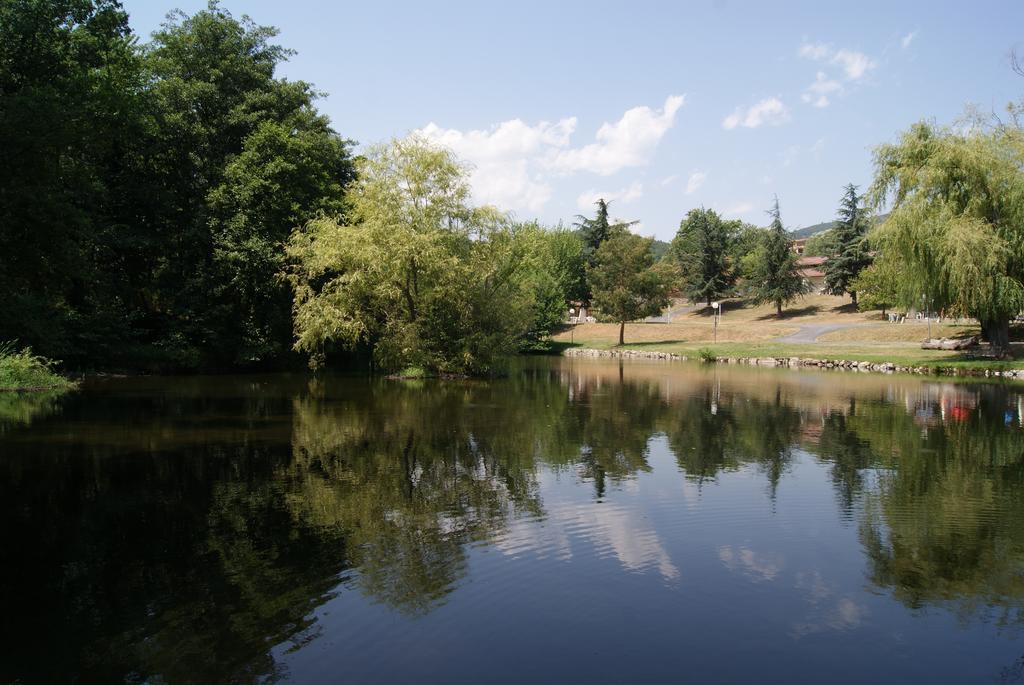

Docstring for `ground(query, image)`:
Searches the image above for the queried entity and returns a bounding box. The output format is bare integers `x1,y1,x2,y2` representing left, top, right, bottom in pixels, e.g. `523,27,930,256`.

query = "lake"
2,358,1024,683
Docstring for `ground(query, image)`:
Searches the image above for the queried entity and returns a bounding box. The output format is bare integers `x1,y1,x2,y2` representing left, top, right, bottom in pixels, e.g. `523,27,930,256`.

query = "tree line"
3,1,1023,375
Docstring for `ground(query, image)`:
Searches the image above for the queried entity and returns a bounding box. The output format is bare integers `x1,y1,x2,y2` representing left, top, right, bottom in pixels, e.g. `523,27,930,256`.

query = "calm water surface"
3,358,1024,683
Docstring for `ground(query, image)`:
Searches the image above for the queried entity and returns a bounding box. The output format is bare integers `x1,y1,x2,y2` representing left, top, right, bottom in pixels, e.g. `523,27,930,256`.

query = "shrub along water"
0,344,75,392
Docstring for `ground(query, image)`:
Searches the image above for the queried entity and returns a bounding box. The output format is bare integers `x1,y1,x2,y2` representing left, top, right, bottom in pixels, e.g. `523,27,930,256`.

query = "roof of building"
796,255,827,267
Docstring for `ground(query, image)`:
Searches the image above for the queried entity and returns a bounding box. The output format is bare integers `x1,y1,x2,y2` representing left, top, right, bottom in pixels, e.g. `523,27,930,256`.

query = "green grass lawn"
552,337,1024,370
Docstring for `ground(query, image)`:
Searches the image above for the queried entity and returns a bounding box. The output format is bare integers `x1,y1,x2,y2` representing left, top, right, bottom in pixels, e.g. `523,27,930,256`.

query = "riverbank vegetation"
0,345,76,392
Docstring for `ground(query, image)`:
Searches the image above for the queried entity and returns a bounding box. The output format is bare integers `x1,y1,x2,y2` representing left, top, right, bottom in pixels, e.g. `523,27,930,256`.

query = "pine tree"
573,199,638,303
749,198,808,316
671,208,737,306
824,184,872,304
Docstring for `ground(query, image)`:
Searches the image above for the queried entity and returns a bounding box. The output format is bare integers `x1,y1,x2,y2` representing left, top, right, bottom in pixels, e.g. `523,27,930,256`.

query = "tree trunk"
981,317,1011,357
851,290,858,306
776,301,783,317
619,320,625,346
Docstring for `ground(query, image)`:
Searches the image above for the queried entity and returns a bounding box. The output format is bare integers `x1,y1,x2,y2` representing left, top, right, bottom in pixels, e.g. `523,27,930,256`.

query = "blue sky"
122,0,1024,240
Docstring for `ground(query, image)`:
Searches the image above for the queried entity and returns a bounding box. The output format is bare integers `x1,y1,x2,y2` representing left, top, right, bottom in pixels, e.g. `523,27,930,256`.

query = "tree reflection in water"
2,363,1024,682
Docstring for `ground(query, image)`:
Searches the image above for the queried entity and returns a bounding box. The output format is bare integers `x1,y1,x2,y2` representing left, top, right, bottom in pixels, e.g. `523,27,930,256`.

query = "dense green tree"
513,223,588,348
573,199,638,301
286,137,534,374
0,0,148,363
870,120,1024,353
0,1,355,369
802,229,838,257
670,207,738,305
142,3,354,366
589,228,676,345
850,253,901,316
824,184,872,304
746,198,808,316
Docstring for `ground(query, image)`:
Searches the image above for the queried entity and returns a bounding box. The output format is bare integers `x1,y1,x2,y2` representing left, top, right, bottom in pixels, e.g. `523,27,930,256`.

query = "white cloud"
722,97,790,130
576,181,643,211
801,70,843,108
901,31,917,49
660,174,679,187
415,95,683,212
551,95,685,175
723,201,754,216
416,118,575,212
685,171,707,195
798,41,831,61
832,49,875,80
799,41,876,81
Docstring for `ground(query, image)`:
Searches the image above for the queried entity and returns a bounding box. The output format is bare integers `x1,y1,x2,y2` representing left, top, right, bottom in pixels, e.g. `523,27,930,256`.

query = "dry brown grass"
677,293,885,325
817,323,978,343
557,294,987,349
553,321,799,347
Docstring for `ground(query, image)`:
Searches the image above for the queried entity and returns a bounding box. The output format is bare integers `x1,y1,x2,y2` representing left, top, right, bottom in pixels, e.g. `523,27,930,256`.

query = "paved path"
773,322,864,343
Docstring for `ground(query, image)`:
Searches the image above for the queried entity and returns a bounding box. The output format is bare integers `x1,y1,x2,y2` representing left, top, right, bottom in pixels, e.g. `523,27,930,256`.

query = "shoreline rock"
561,347,1024,379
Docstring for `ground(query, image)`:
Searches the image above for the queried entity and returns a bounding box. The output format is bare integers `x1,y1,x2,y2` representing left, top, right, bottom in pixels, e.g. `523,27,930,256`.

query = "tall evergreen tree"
574,199,612,264
748,198,808,316
573,199,637,303
824,184,872,304
671,208,737,305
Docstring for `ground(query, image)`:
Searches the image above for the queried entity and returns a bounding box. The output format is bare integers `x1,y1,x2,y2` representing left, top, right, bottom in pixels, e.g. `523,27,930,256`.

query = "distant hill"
789,222,835,239
788,213,888,239
651,239,671,261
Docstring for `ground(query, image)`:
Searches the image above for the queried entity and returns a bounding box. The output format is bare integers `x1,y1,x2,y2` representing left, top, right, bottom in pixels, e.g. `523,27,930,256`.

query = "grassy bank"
551,294,1024,371
0,345,77,392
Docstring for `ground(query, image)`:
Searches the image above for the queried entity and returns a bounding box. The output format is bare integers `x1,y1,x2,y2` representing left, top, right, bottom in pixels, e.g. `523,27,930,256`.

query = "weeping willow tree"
869,119,1024,353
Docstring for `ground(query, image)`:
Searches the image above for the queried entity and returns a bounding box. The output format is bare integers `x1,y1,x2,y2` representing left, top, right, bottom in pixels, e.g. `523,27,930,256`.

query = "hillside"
789,213,888,239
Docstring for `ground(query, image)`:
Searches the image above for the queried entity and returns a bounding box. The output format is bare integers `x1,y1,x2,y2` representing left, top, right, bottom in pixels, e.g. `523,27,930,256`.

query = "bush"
0,343,75,391
697,348,717,363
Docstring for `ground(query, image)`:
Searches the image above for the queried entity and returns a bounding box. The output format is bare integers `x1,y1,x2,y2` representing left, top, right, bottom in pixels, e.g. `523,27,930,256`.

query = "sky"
121,0,1024,240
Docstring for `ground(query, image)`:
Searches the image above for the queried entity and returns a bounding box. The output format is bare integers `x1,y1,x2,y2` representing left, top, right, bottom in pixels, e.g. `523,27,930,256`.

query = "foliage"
573,199,638,301
0,1,354,369
869,119,1024,352
0,343,75,391
141,3,355,366
824,184,873,303
287,138,541,375
589,228,676,345
745,198,809,316
512,222,588,349
802,230,838,257
697,347,717,363
850,254,901,315
0,0,146,365
671,208,738,305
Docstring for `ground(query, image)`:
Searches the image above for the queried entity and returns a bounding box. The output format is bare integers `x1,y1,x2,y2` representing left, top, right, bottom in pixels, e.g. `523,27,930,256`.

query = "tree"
824,184,872,304
286,137,534,375
747,198,808,316
870,120,1024,354
849,254,901,316
671,208,737,305
803,230,838,257
573,199,638,302
513,223,587,348
0,1,355,370
589,229,676,345
0,0,148,364
143,3,355,366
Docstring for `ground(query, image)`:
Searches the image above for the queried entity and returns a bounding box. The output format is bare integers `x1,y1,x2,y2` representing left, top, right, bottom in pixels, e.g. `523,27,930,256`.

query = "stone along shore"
562,347,1024,379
